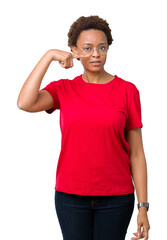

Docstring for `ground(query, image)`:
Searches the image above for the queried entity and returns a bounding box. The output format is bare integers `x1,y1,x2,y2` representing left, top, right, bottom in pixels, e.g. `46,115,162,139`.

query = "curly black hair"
67,15,114,48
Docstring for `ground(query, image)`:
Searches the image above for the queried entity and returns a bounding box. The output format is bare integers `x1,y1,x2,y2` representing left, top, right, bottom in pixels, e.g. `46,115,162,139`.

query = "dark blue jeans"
54,190,135,240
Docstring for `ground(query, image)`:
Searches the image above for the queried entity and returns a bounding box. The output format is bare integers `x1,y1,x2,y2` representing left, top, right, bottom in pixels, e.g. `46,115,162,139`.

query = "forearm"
130,155,148,212
17,50,53,109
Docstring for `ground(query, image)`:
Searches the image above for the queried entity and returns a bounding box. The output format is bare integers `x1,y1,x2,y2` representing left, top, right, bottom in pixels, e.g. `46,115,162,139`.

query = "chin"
82,60,106,72
87,66,104,73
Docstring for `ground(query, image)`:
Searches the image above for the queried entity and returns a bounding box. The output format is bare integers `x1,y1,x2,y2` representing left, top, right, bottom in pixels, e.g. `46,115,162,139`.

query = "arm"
126,127,150,240
126,127,148,212
17,50,53,111
17,49,76,112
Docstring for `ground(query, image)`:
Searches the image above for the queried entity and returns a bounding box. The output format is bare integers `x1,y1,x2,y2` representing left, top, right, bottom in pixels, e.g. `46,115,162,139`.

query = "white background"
0,0,166,239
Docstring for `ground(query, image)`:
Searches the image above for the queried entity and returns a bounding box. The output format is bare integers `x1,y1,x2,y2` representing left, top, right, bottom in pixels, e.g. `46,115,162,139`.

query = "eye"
99,46,107,51
83,47,92,52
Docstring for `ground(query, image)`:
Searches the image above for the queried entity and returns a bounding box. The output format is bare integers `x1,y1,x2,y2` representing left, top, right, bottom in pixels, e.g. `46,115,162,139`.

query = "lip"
89,61,102,66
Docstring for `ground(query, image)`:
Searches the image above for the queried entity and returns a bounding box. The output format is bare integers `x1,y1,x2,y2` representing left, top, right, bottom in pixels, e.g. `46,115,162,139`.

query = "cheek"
102,55,107,63
80,57,90,66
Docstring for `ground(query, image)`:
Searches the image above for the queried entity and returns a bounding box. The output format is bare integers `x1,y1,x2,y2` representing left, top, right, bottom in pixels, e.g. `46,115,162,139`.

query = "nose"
92,47,100,57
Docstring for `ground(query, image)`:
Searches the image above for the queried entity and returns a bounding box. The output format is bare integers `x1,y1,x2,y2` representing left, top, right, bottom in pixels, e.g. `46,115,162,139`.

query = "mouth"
89,61,102,66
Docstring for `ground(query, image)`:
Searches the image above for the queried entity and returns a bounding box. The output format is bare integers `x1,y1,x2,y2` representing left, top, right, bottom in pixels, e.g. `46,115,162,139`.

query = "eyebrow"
83,42,107,46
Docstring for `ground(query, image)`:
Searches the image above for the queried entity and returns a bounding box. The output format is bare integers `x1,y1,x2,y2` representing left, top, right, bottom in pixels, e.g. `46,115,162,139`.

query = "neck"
82,69,109,83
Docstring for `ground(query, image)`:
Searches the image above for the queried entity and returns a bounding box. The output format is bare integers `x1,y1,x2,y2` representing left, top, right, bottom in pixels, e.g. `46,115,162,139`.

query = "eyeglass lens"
78,44,108,56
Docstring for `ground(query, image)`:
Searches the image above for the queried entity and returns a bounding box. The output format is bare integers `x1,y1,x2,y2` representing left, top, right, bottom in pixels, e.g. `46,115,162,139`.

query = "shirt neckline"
79,74,118,86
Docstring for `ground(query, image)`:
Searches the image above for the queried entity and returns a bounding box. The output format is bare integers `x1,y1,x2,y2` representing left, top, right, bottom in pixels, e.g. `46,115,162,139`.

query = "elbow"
17,98,25,110
17,94,24,110
17,99,23,110
17,99,37,112
17,99,29,111
17,100,23,110
17,94,34,111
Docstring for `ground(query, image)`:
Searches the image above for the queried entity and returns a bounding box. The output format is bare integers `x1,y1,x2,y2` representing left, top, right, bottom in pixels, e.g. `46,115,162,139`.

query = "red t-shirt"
41,74,143,196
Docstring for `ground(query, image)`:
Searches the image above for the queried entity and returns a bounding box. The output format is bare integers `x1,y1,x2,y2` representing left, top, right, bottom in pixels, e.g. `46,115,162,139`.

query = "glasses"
76,43,109,57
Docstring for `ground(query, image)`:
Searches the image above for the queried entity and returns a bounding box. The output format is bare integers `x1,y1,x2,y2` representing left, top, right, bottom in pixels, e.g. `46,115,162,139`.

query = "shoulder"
41,76,80,94
117,75,140,96
55,75,81,88
47,78,72,88
57,75,80,84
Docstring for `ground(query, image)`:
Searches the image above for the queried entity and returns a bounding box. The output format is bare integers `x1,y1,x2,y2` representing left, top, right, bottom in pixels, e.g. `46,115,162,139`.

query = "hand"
131,210,150,240
48,49,85,69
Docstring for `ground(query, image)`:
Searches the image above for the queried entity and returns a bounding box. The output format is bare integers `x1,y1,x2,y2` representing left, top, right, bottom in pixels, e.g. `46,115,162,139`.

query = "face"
71,29,109,73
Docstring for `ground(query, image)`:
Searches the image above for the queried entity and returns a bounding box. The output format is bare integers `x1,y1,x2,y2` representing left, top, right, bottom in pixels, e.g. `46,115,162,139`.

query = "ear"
71,45,80,61
71,46,78,55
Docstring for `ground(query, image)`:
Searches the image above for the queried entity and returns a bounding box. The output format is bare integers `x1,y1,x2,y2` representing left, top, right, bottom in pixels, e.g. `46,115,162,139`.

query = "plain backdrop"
0,0,166,239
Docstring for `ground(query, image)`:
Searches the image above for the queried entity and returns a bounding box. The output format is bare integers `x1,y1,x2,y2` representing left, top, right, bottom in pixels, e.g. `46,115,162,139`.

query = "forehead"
77,29,107,45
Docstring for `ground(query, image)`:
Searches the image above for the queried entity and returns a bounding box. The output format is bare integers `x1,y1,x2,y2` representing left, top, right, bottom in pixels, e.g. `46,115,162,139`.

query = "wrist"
137,202,149,212
138,206,147,213
46,49,55,62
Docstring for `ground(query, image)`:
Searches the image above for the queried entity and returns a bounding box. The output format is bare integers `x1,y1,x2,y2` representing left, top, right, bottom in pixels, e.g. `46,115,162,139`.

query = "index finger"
72,53,90,59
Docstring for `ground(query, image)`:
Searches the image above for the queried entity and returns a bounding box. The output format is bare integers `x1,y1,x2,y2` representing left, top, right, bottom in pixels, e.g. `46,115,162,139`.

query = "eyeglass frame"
76,43,109,56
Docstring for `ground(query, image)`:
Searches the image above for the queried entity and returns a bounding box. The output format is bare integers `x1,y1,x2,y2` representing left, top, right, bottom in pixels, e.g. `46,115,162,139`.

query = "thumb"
137,225,142,237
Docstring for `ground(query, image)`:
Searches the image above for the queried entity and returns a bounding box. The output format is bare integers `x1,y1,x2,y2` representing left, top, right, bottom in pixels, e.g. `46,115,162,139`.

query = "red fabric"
41,75,143,195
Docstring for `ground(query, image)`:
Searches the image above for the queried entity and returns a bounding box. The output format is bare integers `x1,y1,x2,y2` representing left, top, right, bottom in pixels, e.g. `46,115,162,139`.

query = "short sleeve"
41,81,60,114
125,90,143,131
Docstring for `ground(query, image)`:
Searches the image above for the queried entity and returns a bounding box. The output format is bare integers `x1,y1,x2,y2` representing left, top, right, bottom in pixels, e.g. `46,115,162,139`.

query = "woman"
17,15,150,240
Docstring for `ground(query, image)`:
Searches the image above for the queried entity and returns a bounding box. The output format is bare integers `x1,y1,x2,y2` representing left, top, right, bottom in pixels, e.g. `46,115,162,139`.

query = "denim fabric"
54,190,135,240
